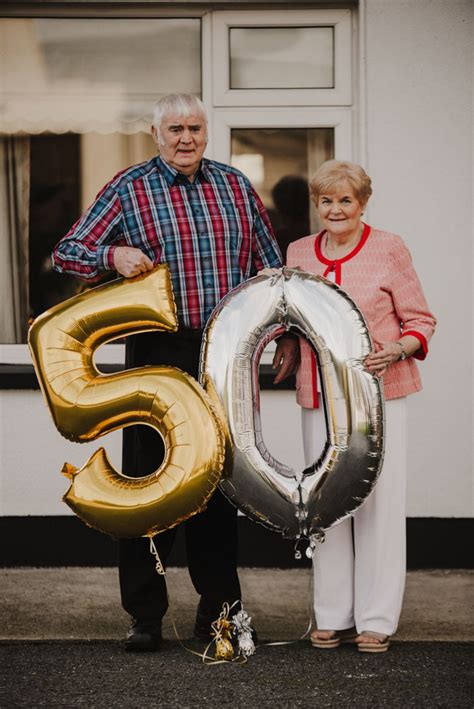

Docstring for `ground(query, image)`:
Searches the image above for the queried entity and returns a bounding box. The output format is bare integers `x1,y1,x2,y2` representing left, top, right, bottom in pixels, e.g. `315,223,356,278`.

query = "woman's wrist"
395,341,407,361
395,335,422,360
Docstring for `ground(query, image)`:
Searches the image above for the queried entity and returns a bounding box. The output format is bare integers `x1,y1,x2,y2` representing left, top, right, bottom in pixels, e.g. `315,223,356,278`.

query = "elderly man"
52,93,297,652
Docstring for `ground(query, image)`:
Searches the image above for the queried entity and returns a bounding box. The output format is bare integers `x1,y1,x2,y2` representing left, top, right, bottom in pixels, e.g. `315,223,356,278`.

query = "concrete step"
1,568,473,642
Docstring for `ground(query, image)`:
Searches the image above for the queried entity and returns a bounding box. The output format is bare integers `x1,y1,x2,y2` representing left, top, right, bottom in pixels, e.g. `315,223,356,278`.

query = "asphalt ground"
1,640,472,707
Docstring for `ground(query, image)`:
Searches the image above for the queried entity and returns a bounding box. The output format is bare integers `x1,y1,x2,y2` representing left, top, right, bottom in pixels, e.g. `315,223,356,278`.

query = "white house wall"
0,0,472,520
0,390,123,516
0,389,304,517
363,0,472,516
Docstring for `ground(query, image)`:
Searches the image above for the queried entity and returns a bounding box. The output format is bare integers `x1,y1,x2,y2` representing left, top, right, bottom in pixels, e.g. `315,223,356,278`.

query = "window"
0,17,201,343
229,26,334,90
212,9,352,106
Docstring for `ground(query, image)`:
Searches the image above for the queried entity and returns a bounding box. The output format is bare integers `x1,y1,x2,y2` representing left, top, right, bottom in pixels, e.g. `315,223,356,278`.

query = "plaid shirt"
52,156,282,328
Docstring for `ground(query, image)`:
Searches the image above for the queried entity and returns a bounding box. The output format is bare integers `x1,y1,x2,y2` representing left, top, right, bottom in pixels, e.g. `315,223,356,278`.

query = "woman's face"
315,181,365,237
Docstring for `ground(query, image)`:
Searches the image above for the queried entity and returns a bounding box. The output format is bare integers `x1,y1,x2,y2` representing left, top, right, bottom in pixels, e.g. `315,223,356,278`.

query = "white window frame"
209,107,352,165
211,9,352,107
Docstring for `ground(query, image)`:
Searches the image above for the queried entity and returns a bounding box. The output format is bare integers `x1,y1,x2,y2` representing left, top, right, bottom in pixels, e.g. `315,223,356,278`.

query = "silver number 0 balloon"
200,267,385,542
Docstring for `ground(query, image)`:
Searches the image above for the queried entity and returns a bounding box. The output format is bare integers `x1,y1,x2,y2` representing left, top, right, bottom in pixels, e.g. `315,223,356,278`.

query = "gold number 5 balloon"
28,266,225,539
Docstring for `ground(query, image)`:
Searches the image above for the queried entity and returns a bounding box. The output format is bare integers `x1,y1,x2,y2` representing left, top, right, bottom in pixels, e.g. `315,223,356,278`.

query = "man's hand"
113,246,154,278
272,336,300,384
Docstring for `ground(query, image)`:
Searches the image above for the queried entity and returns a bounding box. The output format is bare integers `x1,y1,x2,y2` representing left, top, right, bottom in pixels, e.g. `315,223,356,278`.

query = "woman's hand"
365,335,421,376
364,341,404,377
113,246,154,278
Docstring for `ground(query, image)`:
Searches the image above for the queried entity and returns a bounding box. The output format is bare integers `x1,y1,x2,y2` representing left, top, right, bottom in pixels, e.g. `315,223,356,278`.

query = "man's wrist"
97,244,117,270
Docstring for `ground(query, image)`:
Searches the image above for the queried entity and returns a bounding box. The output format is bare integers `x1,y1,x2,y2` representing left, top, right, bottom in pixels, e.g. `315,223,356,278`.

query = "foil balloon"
28,266,225,538
200,267,384,541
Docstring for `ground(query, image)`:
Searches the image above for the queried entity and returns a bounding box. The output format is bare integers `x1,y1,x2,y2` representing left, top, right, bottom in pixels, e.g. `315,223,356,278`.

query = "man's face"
152,113,207,177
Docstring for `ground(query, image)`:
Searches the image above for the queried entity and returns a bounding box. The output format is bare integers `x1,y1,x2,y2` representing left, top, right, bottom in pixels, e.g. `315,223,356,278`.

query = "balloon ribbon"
148,540,248,664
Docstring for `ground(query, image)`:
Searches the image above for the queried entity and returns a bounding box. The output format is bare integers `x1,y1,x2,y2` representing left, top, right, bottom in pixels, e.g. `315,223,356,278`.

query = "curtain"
0,137,30,344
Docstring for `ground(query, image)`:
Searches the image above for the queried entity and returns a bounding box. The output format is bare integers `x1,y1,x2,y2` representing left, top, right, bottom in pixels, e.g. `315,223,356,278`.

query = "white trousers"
302,397,407,636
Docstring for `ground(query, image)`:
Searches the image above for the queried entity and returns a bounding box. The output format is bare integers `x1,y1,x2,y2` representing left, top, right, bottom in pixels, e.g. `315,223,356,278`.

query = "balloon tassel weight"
204,603,256,663
232,609,256,659
211,609,235,662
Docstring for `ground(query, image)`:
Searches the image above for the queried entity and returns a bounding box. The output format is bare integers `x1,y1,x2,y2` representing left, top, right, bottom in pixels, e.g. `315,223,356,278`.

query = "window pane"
0,18,201,134
230,27,334,90
231,128,334,258
29,135,83,317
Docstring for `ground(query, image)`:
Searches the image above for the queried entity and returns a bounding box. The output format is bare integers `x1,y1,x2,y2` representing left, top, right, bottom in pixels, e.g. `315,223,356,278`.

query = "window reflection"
271,176,310,260
230,27,334,90
231,128,334,258
28,132,159,321
29,135,82,317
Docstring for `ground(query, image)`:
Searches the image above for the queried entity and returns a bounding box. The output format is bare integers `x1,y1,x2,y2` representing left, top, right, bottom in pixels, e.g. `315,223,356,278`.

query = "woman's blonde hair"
310,160,372,205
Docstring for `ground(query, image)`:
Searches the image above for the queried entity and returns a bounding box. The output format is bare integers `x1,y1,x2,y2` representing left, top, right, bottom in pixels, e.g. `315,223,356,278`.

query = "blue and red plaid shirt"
52,156,282,328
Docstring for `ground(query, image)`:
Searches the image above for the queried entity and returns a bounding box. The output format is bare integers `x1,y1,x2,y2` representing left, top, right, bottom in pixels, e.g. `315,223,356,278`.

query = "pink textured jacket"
286,225,437,408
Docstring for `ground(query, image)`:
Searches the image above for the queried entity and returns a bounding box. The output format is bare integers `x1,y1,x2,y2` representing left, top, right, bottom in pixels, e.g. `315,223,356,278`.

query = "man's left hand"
272,336,300,384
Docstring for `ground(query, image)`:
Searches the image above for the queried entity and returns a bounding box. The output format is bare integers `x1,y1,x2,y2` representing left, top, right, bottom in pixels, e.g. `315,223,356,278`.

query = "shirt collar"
156,155,211,186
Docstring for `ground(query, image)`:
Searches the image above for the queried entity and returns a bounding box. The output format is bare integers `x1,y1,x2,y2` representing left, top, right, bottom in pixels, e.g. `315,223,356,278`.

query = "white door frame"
208,107,353,165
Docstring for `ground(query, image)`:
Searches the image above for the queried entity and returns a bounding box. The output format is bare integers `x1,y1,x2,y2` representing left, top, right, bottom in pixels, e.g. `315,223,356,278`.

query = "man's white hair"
152,94,207,130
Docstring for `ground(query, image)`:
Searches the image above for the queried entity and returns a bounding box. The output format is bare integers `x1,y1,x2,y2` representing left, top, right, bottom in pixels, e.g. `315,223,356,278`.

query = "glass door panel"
231,127,334,258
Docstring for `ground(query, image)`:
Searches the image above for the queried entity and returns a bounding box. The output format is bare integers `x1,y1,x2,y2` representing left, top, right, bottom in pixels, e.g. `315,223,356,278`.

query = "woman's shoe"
310,627,357,649
356,631,390,653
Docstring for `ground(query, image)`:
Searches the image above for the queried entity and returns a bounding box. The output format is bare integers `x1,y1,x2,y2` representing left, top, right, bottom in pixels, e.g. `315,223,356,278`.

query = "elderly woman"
286,160,436,653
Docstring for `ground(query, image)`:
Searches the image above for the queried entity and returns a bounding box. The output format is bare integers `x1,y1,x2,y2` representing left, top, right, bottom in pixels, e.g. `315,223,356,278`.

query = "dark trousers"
119,329,241,621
